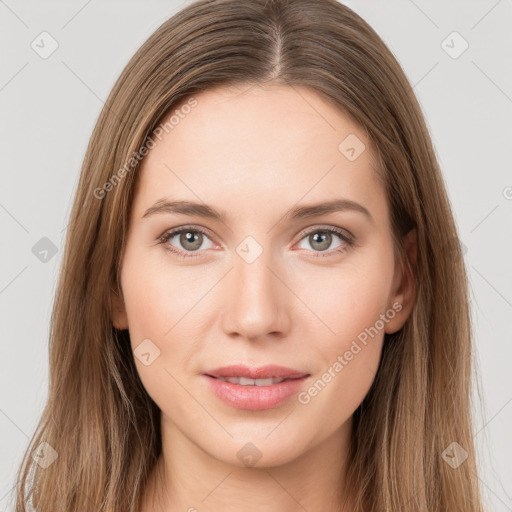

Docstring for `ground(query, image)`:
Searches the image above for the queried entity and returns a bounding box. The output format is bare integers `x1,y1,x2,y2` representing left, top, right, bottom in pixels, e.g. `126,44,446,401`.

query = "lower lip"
203,375,310,410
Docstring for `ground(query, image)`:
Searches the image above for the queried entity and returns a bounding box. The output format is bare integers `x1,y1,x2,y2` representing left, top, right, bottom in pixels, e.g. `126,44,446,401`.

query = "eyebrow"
142,198,373,224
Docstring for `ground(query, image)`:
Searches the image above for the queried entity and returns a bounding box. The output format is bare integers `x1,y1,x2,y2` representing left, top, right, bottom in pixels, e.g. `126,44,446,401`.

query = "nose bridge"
223,238,288,339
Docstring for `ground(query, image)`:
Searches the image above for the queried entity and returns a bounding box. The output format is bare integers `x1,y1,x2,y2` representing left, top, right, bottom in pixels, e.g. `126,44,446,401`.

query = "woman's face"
112,84,413,468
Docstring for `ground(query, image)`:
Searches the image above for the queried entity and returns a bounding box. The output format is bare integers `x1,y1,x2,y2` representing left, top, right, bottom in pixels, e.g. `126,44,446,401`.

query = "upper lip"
204,364,310,380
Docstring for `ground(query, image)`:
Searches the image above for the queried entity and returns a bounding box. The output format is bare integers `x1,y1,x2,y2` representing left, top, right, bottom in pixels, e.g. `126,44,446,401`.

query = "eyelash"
158,225,355,260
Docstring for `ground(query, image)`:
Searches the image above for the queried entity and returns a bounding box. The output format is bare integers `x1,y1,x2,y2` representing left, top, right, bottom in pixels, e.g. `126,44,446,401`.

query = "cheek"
297,276,390,433
293,248,394,417
293,253,394,344
119,255,188,409
120,249,196,342
119,247,209,396
123,280,169,343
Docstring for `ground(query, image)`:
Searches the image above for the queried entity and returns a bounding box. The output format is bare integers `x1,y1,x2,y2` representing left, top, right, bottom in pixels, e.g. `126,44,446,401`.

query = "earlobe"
111,288,129,330
385,229,417,334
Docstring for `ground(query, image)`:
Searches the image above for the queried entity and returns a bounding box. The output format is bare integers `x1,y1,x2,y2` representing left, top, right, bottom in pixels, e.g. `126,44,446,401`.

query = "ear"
385,228,417,334
111,287,129,330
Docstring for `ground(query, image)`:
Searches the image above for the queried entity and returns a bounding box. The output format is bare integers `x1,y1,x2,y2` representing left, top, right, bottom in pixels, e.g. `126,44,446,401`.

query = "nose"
221,245,291,342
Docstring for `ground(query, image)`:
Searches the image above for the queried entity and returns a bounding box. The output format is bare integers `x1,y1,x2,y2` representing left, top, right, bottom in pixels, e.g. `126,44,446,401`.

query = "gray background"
1,1,511,510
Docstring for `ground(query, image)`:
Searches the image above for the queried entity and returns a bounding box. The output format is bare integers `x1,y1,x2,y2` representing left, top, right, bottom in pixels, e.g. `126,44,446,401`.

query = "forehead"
132,84,385,222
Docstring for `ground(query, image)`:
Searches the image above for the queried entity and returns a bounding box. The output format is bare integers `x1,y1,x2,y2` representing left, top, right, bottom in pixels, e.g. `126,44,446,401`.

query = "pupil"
311,232,331,251
182,231,201,250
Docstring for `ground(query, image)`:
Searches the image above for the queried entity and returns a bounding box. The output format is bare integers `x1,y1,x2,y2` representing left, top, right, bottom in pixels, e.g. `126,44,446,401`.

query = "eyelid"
159,224,353,244
295,224,354,243
159,224,217,242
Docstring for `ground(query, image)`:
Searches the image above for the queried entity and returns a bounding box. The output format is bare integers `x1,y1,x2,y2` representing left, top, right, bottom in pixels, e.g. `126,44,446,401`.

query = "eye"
158,225,355,260
158,226,216,259
295,226,354,257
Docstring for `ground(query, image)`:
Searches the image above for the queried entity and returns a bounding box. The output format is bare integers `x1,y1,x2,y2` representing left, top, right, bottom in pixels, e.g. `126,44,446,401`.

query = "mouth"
203,363,309,381
204,375,307,386
201,367,311,410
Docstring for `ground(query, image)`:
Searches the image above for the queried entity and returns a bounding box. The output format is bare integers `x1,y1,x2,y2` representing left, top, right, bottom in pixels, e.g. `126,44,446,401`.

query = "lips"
202,369,311,410
204,364,310,380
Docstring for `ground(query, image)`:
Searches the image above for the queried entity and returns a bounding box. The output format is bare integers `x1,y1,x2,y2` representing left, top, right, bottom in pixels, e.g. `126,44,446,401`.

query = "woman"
13,0,484,510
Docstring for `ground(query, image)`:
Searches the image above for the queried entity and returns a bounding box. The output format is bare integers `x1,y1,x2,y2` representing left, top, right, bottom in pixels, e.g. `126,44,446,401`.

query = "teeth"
216,376,286,386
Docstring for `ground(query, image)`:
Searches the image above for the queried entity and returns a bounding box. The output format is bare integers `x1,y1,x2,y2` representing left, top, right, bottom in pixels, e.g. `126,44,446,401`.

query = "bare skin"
112,83,416,512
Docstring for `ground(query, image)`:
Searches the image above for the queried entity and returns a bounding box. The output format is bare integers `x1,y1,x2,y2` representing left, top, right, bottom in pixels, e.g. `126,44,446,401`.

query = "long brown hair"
13,0,484,510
